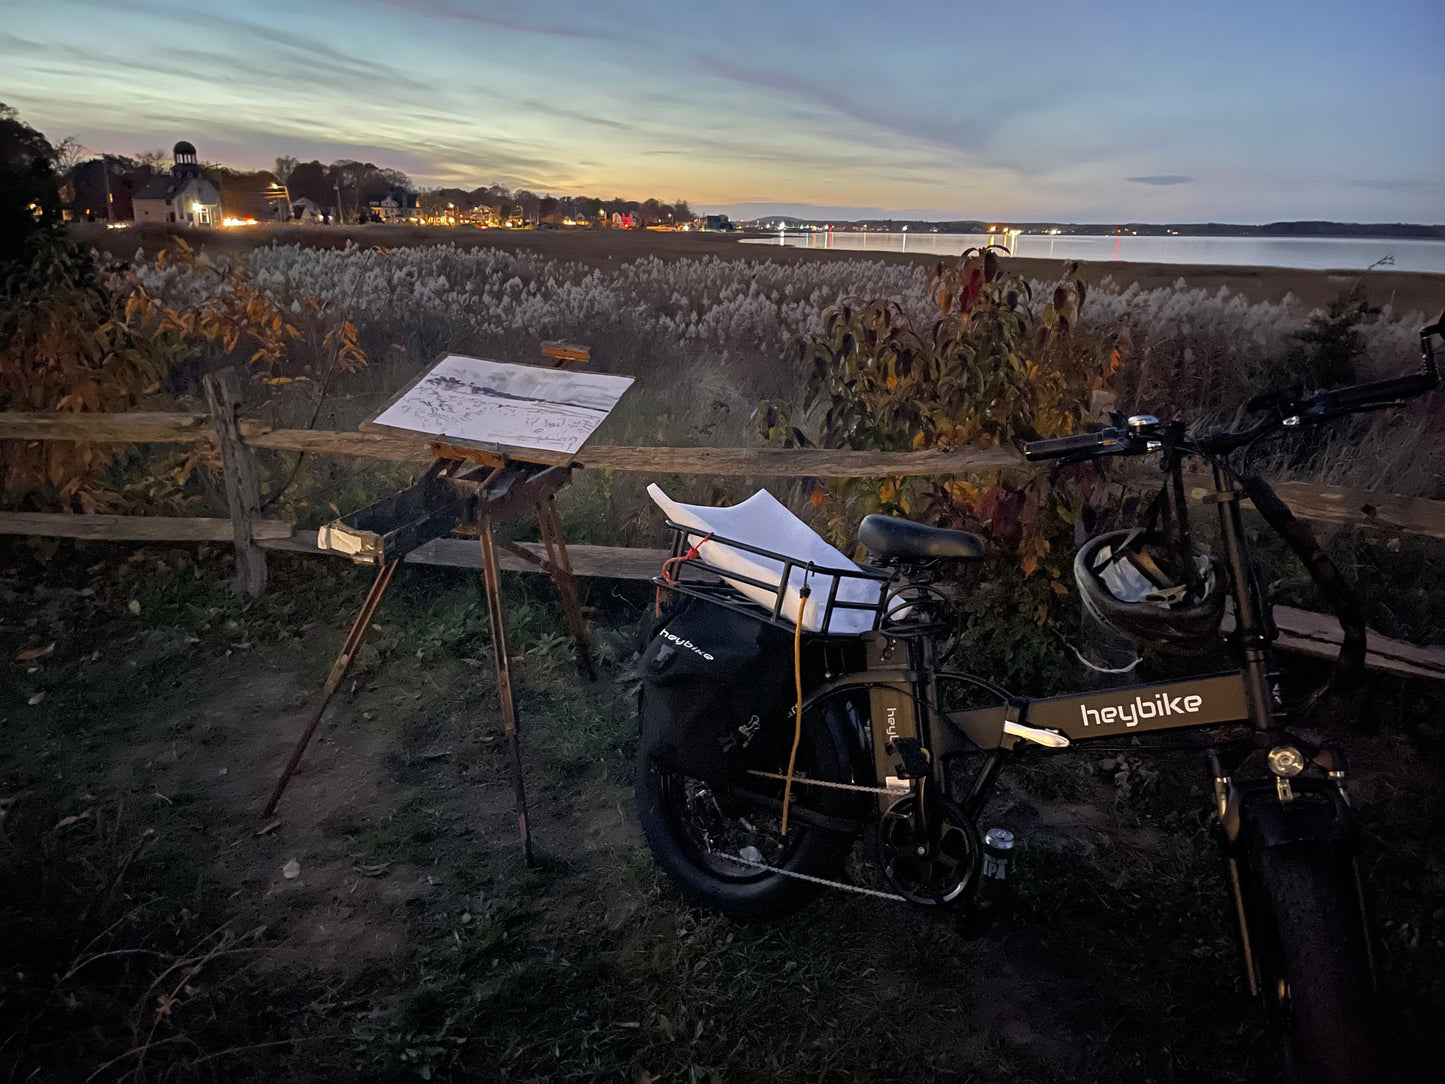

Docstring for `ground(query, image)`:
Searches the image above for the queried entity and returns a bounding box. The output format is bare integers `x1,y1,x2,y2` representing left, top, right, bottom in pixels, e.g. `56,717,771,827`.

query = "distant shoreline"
730,221,1445,241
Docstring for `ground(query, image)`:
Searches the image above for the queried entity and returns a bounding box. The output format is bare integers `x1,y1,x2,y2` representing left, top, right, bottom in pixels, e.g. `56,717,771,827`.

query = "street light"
265,181,292,222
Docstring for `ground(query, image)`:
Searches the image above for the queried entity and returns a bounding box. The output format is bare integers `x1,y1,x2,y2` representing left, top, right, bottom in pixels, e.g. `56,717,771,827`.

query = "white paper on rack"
646,483,882,635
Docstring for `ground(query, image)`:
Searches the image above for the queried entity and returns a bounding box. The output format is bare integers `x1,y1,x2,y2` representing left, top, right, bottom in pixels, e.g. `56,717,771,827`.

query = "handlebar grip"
1297,317,1441,416
1318,372,1438,412
1024,428,1124,462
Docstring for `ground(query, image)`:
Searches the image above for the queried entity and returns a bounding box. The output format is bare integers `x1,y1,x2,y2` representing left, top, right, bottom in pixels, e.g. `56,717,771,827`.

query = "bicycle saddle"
857,515,987,561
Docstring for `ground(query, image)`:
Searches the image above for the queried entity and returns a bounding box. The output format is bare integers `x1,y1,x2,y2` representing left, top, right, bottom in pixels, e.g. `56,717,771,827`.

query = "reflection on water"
742,231,1445,273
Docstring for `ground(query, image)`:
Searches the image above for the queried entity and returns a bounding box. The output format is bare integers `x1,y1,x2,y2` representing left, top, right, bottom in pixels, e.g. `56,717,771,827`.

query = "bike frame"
798,458,1273,768
788,448,1365,996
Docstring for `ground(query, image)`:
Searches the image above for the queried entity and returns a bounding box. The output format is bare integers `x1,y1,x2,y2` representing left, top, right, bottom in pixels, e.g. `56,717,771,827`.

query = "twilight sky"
4,0,1443,223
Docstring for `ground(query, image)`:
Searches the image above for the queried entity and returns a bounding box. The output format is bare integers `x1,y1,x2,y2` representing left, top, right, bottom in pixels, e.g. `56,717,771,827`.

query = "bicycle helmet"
1074,529,1225,646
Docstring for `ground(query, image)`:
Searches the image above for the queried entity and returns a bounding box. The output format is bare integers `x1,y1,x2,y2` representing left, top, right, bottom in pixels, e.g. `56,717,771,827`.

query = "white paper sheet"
370,355,634,455
647,484,883,635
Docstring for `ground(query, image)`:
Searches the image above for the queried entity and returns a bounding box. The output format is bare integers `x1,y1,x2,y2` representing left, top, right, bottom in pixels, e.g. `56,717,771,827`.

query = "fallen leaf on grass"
127,600,141,615
27,693,45,706
55,810,93,828
255,819,282,837
16,643,55,661
353,862,391,877
282,858,301,880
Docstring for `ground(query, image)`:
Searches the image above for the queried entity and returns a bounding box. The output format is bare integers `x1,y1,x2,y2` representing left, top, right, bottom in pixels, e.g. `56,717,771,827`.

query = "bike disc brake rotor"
877,794,981,905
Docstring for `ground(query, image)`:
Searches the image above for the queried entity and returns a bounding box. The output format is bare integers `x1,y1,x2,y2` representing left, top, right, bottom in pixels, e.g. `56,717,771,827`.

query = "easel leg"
264,559,399,817
536,496,596,681
479,514,534,864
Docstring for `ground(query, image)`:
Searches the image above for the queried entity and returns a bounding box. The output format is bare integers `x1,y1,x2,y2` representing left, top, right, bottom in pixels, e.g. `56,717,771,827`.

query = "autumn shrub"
759,250,1122,567
1,234,369,513
745,250,1128,690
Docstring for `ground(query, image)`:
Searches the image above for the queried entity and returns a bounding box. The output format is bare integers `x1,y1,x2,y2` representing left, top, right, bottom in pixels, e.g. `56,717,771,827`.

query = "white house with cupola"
132,141,222,226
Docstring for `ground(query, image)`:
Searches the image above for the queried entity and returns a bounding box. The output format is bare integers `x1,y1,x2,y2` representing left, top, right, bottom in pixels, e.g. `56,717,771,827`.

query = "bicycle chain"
745,769,906,796
710,851,908,902
720,771,911,901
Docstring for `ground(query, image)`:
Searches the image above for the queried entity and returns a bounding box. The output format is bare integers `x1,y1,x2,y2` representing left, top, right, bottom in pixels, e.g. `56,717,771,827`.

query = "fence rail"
3,509,1442,680
5,411,1444,536
4,409,1443,679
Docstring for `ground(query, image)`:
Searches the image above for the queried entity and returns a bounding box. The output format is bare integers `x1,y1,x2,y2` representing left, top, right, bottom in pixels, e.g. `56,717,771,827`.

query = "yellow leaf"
945,480,979,505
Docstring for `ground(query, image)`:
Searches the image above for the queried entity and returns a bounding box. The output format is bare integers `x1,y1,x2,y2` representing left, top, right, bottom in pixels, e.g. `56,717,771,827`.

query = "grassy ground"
3,539,1442,1082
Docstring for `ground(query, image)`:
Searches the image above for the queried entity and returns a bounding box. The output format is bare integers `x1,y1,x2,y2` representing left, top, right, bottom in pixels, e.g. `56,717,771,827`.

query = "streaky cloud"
1126,175,1195,186
374,0,623,44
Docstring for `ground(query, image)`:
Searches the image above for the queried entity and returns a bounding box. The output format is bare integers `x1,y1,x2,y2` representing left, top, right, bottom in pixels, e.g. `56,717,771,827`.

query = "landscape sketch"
364,354,634,455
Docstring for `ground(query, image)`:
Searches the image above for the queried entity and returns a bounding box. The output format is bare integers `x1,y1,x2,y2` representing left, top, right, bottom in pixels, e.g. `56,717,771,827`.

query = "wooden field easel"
263,344,603,863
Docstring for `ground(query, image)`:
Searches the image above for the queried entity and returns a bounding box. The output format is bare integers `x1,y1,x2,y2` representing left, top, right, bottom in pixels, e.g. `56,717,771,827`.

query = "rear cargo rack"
655,519,894,637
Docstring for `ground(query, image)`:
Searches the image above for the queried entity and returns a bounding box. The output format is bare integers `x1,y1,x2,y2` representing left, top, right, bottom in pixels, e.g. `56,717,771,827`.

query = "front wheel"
634,694,862,921
1251,837,1382,1083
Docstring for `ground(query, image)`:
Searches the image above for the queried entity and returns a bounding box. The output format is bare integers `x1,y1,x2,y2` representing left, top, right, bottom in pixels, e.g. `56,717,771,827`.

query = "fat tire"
1252,838,1382,1084
635,694,860,921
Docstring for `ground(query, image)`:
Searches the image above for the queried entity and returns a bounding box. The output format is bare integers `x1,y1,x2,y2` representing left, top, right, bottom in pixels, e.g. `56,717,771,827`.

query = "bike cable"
780,579,811,836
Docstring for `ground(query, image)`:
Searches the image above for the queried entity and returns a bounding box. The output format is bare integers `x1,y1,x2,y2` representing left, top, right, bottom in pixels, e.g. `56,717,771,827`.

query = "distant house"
132,142,222,226
366,190,420,223
291,197,326,224
703,214,733,232
61,158,155,223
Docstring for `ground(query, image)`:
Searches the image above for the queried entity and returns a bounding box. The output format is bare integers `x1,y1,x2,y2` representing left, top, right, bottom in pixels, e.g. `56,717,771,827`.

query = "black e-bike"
635,315,1442,1082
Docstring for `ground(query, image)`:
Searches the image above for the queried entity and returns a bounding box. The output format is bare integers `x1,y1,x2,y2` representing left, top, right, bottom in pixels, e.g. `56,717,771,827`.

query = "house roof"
366,191,419,209
134,174,220,204
134,176,182,201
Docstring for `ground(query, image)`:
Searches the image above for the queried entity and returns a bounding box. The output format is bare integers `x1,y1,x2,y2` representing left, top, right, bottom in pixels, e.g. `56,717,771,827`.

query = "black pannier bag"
638,599,798,783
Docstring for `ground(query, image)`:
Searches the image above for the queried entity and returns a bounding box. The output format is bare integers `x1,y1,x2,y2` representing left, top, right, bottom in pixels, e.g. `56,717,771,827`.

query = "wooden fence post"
203,368,267,597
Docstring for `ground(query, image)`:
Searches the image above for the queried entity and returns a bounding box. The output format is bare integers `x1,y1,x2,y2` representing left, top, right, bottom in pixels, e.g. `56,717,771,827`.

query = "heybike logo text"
1080,691,1203,728
660,628,715,661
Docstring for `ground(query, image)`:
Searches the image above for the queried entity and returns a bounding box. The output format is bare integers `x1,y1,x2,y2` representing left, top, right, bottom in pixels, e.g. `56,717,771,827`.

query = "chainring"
876,793,982,905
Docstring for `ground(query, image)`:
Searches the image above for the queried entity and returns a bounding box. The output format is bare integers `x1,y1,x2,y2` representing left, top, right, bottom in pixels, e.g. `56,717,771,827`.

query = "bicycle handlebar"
1020,313,1441,720
1022,427,1127,462
1023,312,1443,463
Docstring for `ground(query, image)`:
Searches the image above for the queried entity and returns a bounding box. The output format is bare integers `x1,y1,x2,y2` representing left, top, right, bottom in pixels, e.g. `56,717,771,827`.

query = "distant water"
741,231,1445,273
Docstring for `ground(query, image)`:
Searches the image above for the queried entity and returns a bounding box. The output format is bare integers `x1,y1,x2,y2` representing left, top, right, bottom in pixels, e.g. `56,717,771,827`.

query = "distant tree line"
57,135,695,229
409,185,691,228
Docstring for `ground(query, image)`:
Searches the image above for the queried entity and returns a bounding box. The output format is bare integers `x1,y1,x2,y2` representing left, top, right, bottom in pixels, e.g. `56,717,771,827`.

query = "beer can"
979,827,1015,905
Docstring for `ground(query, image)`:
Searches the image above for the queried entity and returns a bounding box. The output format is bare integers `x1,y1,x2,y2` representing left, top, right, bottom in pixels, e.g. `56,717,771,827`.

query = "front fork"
1206,743,1375,997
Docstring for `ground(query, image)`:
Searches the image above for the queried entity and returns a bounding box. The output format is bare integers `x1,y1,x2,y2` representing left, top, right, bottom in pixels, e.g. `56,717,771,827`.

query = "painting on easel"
362,354,634,458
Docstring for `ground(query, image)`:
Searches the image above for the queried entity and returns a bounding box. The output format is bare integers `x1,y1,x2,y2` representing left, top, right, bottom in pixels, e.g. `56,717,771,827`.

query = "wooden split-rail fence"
3,400,1444,680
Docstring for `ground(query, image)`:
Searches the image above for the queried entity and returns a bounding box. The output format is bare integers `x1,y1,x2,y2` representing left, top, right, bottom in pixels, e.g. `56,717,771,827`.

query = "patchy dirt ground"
2,544,1443,1082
